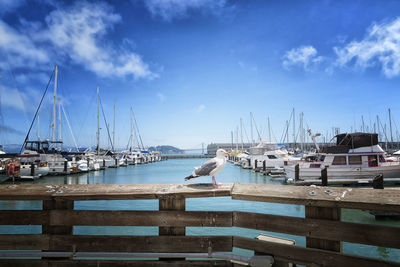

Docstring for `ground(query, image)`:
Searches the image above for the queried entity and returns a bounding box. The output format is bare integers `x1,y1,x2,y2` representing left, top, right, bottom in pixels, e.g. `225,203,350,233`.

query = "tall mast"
113,100,116,152
37,113,40,141
300,112,304,151
389,108,394,145
361,115,365,132
231,130,233,151
51,65,58,149
236,126,239,151
58,98,62,151
267,117,271,143
96,86,100,155
376,115,380,142
292,108,296,144
130,107,133,151
240,118,243,150
250,112,253,145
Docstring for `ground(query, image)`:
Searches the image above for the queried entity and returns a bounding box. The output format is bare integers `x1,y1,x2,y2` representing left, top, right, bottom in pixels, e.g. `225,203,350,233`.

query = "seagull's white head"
216,149,228,158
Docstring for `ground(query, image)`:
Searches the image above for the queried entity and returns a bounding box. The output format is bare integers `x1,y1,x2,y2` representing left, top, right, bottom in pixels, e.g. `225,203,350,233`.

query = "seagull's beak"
225,153,229,156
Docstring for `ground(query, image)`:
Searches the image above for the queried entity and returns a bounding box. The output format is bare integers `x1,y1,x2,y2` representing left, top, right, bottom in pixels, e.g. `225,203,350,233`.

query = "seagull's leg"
212,176,221,188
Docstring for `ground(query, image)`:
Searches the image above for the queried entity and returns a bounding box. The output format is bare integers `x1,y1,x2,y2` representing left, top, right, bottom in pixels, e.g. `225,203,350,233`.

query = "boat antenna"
20,67,55,153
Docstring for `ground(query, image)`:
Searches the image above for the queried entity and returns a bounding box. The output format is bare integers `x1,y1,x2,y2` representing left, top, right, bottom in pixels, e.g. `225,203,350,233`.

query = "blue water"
1,158,399,262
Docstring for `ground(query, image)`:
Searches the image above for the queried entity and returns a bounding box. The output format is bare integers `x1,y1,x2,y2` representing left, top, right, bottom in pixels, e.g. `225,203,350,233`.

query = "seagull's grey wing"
194,160,218,176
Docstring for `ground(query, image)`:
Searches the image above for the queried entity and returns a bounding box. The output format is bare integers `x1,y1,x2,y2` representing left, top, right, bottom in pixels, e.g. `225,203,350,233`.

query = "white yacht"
285,133,400,181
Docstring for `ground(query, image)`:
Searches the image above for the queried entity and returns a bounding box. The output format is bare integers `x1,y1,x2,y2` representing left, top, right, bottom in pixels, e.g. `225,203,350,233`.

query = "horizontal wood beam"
0,260,232,266
233,211,400,249
0,184,233,200
0,235,233,252
233,236,400,267
0,210,233,227
232,183,400,212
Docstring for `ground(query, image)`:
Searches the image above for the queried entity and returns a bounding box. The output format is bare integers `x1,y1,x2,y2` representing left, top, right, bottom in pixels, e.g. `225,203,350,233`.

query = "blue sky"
1,0,400,149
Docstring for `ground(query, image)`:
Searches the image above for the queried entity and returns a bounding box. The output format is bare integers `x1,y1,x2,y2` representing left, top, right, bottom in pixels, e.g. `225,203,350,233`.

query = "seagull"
185,149,228,188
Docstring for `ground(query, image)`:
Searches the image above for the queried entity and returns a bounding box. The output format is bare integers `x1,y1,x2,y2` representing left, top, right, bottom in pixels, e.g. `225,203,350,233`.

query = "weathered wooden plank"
0,234,49,250
159,195,186,260
0,260,232,266
233,236,400,267
52,210,232,227
232,183,400,212
0,184,233,200
0,210,232,227
0,210,47,225
305,206,341,252
233,211,400,249
43,199,74,235
50,235,233,253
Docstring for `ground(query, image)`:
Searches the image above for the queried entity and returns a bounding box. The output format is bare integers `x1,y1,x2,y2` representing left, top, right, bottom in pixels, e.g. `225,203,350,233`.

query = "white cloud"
0,1,156,81
195,104,205,113
157,92,165,102
334,17,400,78
39,2,156,79
143,0,228,21
0,20,50,68
282,46,324,71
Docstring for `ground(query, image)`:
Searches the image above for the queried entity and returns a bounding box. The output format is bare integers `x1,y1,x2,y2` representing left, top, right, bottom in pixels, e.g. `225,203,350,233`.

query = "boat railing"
0,183,398,266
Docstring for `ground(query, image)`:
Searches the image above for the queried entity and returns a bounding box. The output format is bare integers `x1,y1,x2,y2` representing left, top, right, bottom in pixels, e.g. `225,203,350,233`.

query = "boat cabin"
24,140,63,154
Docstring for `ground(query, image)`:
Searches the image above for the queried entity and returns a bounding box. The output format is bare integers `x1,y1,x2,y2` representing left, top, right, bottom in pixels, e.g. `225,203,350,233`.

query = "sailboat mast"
51,65,58,149
389,108,394,145
250,112,253,145
37,113,40,141
130,107,133,150
292,108,295,144
58,98,62,151
240,118,243,150
300,112,304,151
268,117,271,143
113,100,116,152
96,86,100,155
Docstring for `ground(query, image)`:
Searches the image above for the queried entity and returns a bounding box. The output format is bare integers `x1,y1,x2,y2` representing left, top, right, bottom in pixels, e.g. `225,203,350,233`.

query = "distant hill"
148,145,184,154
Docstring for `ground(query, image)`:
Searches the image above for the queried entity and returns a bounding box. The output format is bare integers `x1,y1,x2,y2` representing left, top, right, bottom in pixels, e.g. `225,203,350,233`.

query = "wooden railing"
0,183,399,266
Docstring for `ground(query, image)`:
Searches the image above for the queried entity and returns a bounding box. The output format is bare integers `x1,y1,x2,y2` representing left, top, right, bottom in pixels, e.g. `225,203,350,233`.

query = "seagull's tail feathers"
185,175,196,180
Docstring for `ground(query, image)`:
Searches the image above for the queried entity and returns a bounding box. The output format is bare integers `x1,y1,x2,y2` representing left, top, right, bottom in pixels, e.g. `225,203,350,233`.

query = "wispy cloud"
143,0,228,21
0,1,156,80
195,104,205,113
0,0,25,15
282,45,324,71
334,17,400,78
157,92,165,102
284,17,400,78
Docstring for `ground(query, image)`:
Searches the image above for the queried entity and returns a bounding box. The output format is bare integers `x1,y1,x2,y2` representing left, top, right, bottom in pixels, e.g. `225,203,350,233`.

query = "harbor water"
1,158,399,262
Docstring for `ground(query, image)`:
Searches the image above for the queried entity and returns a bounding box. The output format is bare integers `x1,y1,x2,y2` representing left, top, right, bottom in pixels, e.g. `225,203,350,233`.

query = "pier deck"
0,183,399,266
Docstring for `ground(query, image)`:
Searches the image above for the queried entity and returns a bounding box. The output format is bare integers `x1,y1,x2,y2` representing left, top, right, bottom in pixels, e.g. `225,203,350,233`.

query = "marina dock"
0,183,399,266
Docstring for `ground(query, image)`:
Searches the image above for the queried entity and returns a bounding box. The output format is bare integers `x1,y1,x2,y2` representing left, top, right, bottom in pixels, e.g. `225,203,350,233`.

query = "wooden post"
30,163,35,176
248,158,251,168
159,195,186,261
263,160,266,172
305,206,342,253
321,167,328,186
42,198,74,259
103,159,105,168
373,174,384,189
254,160,258,170
294,164,299,181
64,161,68,173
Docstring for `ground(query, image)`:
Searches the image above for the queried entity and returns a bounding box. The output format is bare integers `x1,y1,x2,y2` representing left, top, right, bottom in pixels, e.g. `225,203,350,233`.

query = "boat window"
368,155,378,167
267,155,277,159
320,155,325,162
310,163,321,168
348,155,362,165
379,155,386,163
332,156,347,165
